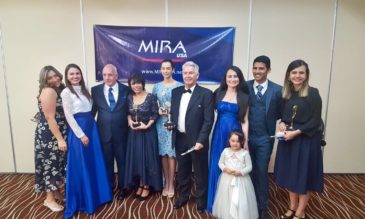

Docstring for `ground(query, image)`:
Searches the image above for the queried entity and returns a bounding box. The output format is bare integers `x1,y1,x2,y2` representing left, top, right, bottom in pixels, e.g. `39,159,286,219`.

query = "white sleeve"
240,152,253,176
61,89,85,138
218,149,227,171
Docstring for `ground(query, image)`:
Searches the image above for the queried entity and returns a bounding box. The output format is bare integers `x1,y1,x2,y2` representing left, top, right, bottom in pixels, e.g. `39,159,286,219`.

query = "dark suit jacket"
170,85,214,152
247,79,282,137
91,81,129,143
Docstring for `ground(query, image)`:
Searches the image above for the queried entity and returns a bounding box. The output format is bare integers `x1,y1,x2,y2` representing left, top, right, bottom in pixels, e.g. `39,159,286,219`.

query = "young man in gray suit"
247,56,282,219
91,64,130,200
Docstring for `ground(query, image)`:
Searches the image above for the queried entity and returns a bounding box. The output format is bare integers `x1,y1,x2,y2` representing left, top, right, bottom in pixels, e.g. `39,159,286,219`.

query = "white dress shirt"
177,85,196,133
61,86,92,138
103,82,119,106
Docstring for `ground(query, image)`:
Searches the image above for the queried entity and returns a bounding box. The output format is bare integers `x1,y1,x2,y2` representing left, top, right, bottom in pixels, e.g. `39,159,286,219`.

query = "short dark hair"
253,55,271,69
128,73,145,93
161,59,175,69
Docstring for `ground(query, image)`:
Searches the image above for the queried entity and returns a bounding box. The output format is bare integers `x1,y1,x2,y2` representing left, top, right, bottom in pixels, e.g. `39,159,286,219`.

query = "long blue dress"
64,112,112,218
123,93,163,191
152,82,182,157
207,101,242,213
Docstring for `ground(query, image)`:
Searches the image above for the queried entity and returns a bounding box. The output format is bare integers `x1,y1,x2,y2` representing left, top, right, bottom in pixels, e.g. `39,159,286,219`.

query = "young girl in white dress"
212,131,258,219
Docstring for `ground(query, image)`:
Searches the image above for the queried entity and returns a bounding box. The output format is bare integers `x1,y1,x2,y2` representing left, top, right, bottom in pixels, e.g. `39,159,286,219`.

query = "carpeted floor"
0,174,364,219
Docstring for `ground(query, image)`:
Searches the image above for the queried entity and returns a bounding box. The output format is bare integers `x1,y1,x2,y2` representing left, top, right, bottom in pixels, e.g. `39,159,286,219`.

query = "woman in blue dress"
61,64,112,218
124,73,162,201
152,59,182,198
274,60,323,219
207,66,250,213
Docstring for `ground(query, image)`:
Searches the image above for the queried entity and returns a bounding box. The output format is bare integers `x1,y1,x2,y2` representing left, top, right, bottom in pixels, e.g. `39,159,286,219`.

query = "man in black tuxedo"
169,61,214,213
91,64,130,200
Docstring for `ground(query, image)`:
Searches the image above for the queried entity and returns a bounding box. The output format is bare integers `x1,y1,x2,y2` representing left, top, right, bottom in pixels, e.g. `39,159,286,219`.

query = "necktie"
256,84,263,100
108,87,116,111
183,89,192,94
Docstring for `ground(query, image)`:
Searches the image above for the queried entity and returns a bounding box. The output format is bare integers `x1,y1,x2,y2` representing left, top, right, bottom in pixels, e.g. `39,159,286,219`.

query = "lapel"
265,80,273,115
98,84,110,109
115,82,126,108
173,86,183,117
186,85,200,113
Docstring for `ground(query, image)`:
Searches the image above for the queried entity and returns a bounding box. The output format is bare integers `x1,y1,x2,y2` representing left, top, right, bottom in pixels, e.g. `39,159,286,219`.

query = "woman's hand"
57,139,67,152
278,122,287,132
284,130,301,141
136,122,149,130
159,107,168,116
80,135,89,146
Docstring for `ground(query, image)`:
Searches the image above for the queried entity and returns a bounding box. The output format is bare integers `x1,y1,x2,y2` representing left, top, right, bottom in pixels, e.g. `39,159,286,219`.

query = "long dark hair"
64,63,91,100
214,66,249,122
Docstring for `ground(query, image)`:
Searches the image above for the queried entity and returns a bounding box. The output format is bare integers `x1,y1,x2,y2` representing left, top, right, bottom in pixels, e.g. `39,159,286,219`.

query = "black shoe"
197,205,205,214
173,200,188,209
259,209,268,219
138,187,151,201
280,209,296,219
117,190,127,201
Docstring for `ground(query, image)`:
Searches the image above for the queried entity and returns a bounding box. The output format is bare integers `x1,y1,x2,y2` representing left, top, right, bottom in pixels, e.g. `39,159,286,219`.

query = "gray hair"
182,61,199,75
103,64,118,75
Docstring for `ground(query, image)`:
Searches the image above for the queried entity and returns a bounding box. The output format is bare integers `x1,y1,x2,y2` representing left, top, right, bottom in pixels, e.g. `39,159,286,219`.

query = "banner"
94,25,235,83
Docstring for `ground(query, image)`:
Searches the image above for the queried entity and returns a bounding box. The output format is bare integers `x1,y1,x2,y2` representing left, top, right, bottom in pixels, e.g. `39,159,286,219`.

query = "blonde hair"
37,65,64,97
282,59,309,100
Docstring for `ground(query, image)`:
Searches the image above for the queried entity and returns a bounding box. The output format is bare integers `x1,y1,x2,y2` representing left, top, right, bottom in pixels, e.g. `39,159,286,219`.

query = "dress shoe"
259,209,268,219
138,187,151,201
173,200,188,209
280,209,296,219
43,200,64,212
197,205,205,214
117,191,126,201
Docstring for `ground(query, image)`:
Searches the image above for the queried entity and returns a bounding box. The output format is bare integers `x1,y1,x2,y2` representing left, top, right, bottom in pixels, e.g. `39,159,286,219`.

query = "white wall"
0,0,364,173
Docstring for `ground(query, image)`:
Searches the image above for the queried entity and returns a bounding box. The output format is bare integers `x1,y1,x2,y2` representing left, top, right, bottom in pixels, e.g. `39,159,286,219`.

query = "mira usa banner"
94,25,235,83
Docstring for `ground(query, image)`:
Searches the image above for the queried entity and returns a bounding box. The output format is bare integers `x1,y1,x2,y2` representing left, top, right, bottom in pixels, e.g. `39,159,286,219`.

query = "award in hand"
287,105,298,131
163,101,175,128
132,103,141,128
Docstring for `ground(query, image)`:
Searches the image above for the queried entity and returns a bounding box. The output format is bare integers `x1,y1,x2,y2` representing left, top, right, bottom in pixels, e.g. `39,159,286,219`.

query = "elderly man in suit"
169,61,214,214
91,64,129,200
247,55,282,219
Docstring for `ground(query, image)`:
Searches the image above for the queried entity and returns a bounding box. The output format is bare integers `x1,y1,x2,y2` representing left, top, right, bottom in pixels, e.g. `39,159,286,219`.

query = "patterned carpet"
0,174,364,219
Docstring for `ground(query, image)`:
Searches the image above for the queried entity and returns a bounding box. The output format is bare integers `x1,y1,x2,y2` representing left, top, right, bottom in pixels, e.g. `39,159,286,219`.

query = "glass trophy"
287,105,298,131
163,101,175,128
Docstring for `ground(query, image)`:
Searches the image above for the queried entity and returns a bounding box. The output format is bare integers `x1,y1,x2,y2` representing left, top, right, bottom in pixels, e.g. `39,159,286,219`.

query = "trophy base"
132,122,141,128
164,121,175,128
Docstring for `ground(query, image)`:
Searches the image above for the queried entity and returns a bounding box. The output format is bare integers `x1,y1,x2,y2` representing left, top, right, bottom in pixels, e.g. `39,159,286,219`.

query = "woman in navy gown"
124,73,162,201
206,66,249,213
61,64,112,218
274,60,323,219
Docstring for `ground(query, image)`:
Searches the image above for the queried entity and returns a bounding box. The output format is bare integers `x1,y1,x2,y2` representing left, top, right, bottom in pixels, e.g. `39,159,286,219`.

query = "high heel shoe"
280,209,296,219
293,215,306,219
43,200,64,212
167,190,174,198
133,186,144,199
138,187,151,201
162,188,168,197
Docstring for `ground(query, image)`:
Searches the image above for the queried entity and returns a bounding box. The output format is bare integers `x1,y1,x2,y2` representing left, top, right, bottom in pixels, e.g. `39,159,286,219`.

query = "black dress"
274,87,324,194
123,93,162,191
34,94,67,192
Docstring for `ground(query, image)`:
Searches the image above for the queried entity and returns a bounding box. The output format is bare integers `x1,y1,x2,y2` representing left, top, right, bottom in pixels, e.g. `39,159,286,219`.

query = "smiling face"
46,70,62,88
252,62,270,84
130,80,143,94
66,67,82,86
226,69,240,89
288,65,307,89
182,65,198,88
102,65,118,87
161,61,173,79
229,134,242,151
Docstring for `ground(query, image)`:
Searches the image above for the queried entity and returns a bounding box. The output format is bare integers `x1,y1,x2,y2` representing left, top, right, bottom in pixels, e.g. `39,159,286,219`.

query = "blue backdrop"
94,25,235,83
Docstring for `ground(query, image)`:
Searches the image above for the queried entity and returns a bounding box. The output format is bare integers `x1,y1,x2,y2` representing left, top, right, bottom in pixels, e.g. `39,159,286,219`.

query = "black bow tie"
183,89,192,94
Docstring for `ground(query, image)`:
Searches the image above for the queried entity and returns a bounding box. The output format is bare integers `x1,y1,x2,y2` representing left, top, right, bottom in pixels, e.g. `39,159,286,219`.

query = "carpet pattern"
0,174,364,219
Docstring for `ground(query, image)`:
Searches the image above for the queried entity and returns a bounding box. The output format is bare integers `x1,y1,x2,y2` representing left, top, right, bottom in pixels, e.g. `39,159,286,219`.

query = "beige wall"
0,0,364,173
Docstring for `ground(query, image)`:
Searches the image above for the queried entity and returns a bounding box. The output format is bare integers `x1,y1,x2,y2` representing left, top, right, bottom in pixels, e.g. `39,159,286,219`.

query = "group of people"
34,55,324,219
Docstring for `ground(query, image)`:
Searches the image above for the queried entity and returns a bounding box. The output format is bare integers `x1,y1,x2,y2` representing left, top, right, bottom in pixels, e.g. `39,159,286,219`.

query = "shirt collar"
253,80,268,90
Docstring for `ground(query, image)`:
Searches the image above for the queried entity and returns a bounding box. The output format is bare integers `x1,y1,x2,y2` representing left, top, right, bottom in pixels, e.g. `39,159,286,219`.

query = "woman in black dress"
274,60,323,219
124,73,162,201
34,65,67,212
